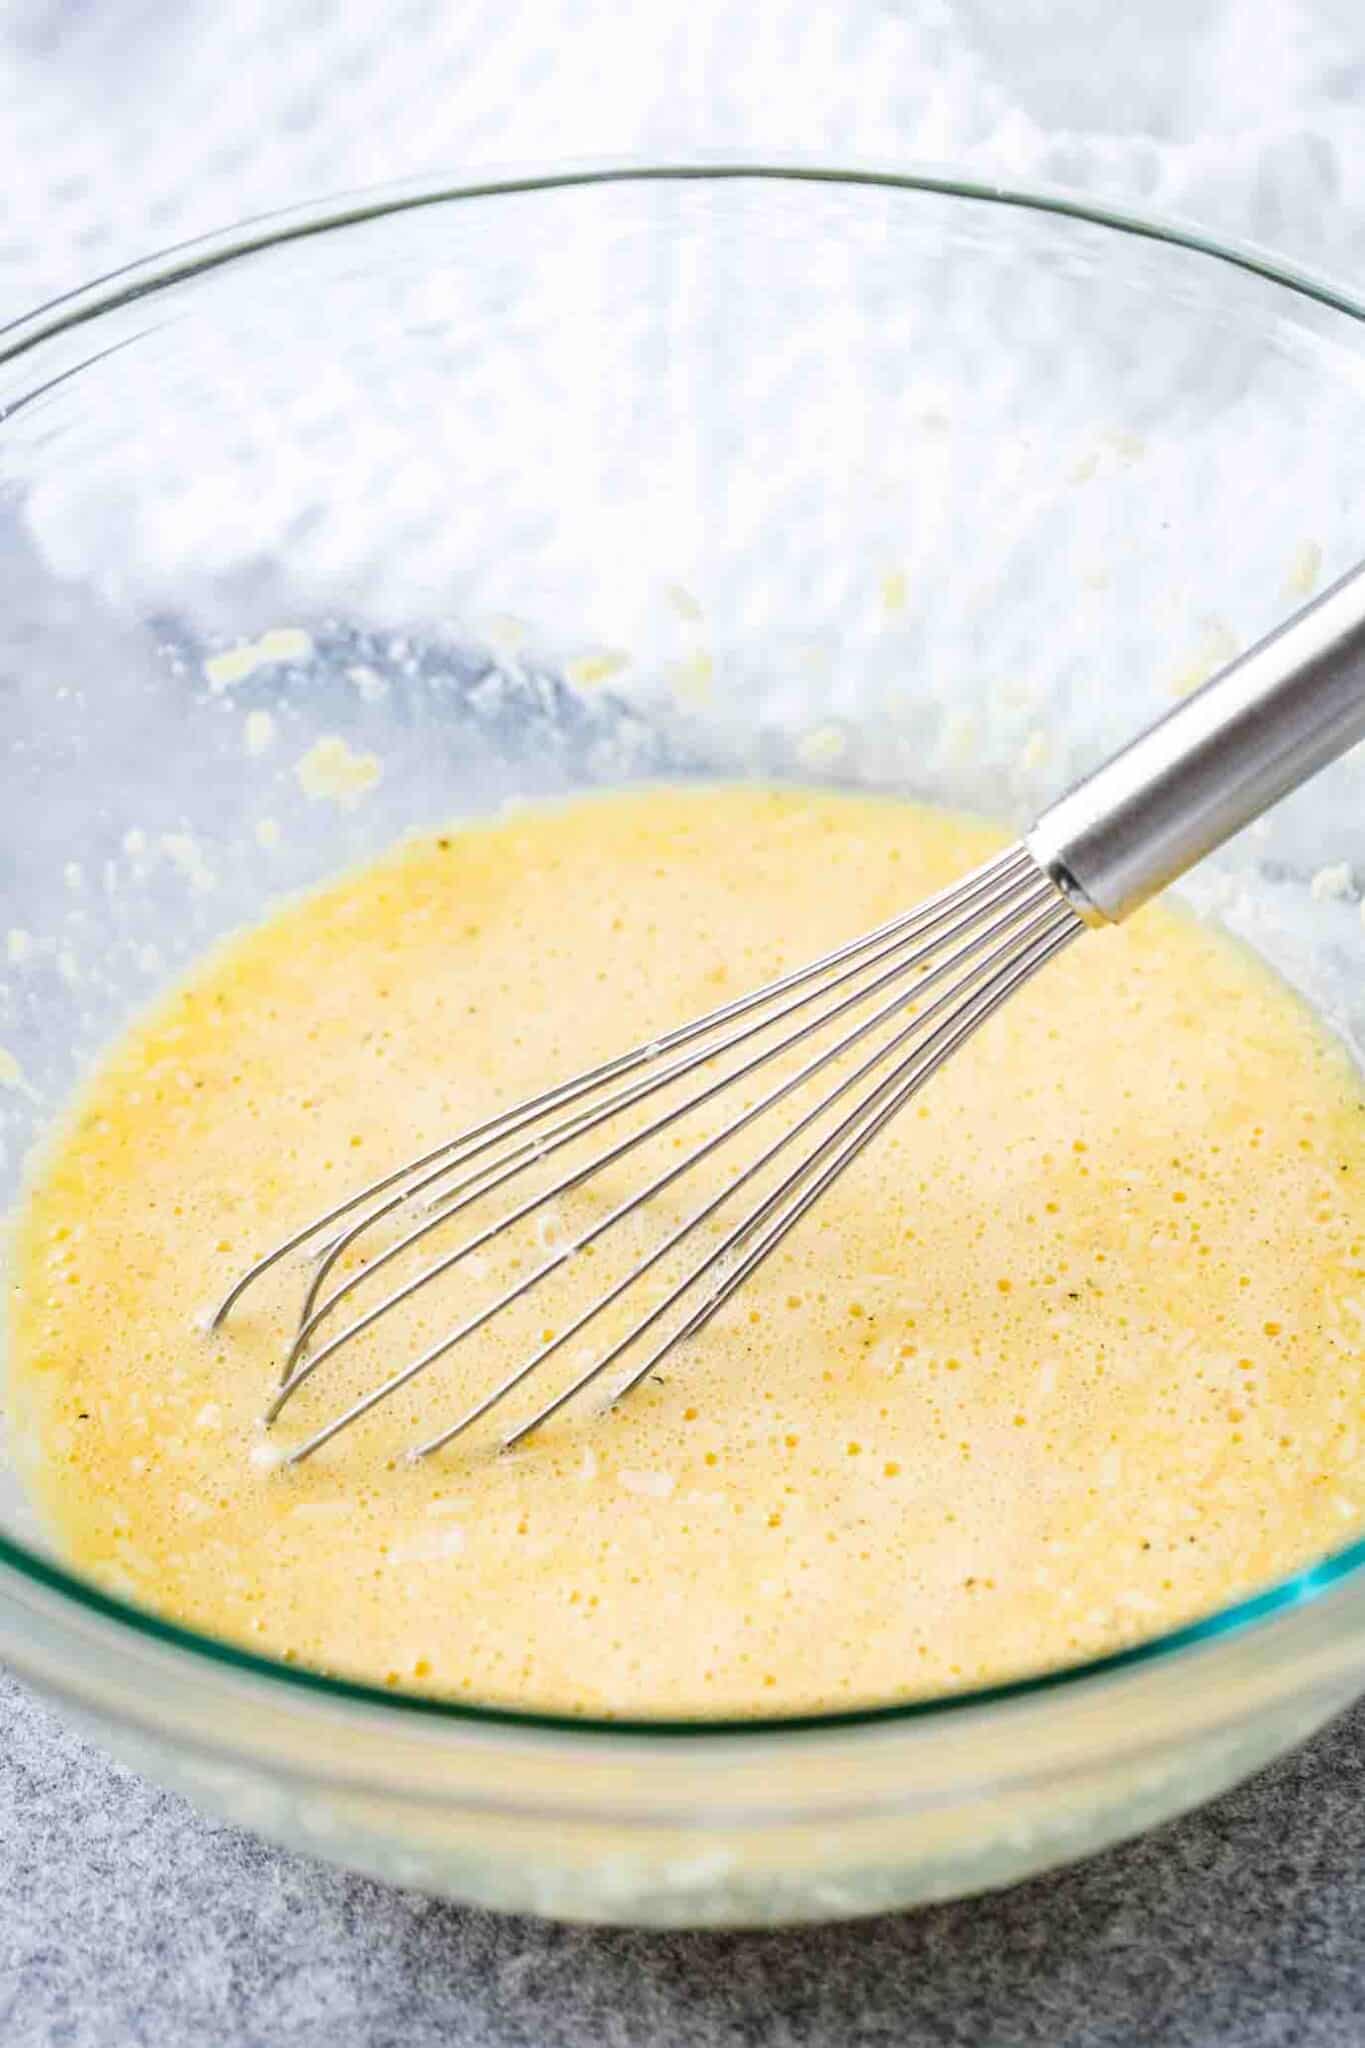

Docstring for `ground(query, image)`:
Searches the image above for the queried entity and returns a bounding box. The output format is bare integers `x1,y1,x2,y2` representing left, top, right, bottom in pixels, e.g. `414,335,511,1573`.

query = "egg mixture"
9,786,1364,1714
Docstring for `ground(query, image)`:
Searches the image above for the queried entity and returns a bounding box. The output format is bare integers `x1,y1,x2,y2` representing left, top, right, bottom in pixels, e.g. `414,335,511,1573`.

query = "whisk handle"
1027,558,1365,924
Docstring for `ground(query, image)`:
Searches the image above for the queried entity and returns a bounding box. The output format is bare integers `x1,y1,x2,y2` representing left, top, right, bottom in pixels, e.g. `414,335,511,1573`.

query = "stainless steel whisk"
215,563,1365,1463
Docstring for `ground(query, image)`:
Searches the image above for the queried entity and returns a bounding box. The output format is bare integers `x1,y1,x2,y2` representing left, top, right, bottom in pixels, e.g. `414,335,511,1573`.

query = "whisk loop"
215,844,1081,1461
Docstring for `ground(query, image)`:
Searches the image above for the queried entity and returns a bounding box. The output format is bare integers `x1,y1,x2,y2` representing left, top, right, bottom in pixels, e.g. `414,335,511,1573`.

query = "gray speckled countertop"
4,1665,1365,2047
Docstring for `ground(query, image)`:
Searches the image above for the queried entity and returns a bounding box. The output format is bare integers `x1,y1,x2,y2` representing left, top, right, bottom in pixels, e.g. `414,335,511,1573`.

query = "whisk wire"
220,845,1082,1462
267,871,1054,1434
284,889,1075,1464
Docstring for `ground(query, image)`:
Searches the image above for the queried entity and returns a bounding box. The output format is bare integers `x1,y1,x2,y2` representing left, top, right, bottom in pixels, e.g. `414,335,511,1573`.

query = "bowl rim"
5,149,1365,371
2,154,1364,1743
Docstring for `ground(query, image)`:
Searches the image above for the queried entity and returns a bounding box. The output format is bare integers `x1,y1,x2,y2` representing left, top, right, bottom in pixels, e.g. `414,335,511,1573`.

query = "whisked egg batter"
9,785,1365,1714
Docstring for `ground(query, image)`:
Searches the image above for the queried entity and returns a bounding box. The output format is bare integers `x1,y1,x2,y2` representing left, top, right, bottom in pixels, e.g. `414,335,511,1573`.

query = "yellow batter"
9,786,1365,1715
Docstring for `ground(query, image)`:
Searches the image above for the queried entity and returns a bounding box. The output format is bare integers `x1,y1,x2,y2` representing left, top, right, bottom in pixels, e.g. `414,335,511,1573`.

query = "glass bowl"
1,162,1364,1927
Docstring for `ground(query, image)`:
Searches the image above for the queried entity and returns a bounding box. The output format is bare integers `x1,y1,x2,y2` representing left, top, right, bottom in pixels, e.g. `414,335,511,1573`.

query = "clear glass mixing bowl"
1,163,1363,1927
